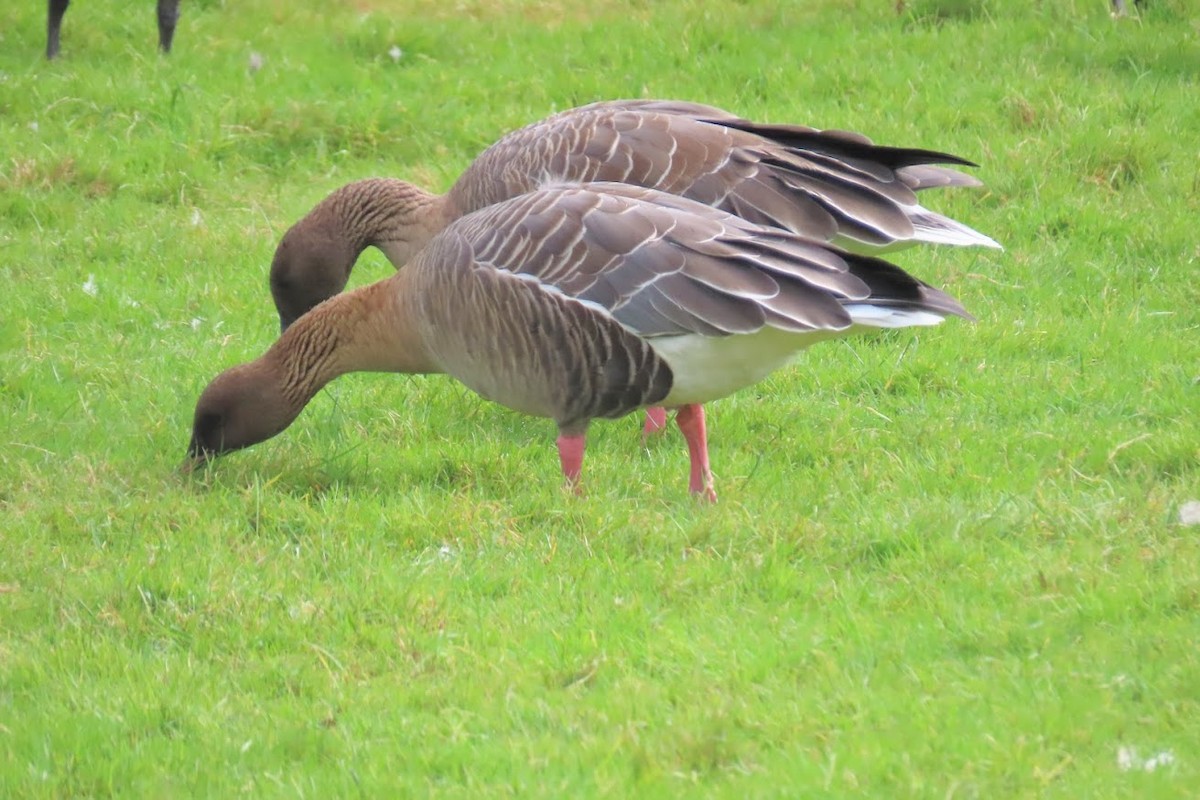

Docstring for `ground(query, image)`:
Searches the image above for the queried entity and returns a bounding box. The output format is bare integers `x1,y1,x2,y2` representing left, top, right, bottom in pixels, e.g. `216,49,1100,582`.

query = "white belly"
650,327,835,407
648,305,947,407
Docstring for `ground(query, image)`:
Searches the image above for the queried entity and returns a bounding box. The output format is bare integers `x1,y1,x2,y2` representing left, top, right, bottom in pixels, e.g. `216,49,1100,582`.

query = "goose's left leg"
675,404,717,503
556,432,587,495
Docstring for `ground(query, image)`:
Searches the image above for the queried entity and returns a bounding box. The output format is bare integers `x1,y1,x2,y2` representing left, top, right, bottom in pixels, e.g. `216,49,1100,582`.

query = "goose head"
183,360,300,471
270,222,358,333
270,179,449,333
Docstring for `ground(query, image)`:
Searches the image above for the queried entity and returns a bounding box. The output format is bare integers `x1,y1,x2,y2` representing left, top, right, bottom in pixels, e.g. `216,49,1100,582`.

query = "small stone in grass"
1118,746,1176,772
1180,500,1200,527
248,52,264,73
388,45,403,62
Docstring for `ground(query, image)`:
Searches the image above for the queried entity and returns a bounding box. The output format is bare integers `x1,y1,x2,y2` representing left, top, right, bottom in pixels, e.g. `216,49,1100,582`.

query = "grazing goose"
188,183,972,501
46,0,181,59
270,99,997,332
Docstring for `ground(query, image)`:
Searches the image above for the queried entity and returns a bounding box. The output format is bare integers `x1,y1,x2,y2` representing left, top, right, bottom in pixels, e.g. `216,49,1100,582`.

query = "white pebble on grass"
388,45,403,62
248,52,264,73
1146,751,1177,771
414,544,456,567
1117,746,1176,772
1179,501,1200,526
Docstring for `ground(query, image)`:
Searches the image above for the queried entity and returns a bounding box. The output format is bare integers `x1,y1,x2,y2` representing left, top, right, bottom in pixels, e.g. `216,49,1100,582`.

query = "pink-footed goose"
188,183,973,501
269,100,997,437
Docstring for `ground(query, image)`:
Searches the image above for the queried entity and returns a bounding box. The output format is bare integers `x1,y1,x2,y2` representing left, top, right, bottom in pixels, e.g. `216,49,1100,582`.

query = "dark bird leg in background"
46,0,70,59
157,0,181,53
46,0,181,59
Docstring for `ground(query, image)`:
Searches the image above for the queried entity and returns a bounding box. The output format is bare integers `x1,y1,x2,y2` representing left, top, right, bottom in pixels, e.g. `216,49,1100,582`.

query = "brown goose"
188,183,972,501
269,99,997,331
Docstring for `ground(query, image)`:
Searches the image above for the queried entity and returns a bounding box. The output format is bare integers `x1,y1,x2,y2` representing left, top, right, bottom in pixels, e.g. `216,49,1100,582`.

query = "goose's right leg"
675,404,717,503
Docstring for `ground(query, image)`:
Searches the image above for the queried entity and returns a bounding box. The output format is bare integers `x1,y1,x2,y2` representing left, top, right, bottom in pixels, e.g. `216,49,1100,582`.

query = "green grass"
1,0,1197,795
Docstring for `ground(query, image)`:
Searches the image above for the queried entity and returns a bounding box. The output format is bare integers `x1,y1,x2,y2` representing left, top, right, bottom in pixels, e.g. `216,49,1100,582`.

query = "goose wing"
442,182,970,339
578,99,984,189
448,103,998,251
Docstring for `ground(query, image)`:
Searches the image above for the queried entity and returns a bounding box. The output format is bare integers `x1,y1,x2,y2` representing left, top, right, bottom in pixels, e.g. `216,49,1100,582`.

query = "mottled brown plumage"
189,183,972,500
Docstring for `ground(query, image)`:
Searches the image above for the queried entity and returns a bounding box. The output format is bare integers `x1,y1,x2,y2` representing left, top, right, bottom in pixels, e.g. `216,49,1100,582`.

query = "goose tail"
843,252,976,328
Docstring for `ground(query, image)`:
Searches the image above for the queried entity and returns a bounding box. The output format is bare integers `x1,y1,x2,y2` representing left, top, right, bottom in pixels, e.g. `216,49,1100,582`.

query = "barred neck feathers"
325,178,451,258
270,179,451,330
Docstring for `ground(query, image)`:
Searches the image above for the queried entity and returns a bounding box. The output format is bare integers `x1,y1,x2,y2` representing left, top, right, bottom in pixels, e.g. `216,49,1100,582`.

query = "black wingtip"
844,252,974,321
712,118,981,170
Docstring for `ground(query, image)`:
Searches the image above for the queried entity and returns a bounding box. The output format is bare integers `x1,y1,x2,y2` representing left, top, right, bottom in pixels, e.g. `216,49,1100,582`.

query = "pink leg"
675,404,717,503
641,406,669,442
556,433,587,494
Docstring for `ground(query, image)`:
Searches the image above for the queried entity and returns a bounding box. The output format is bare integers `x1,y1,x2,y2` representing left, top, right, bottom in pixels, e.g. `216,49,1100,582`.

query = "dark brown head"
270,220,358,333
183,360,301,471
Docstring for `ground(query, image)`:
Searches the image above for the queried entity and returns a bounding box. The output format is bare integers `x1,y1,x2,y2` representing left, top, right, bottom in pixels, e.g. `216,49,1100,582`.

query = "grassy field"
2,0,1197,795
